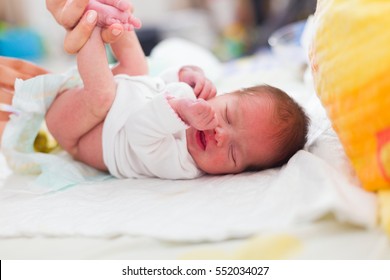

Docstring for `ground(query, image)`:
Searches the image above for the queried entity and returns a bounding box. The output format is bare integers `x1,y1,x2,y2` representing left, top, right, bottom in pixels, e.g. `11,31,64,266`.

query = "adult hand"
0,57,47,121
46,0,137,54
179,66,217,100
0,56,48,91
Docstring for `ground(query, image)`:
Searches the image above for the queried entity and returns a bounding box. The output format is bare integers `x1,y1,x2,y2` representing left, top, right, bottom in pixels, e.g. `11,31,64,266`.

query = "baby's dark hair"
234,84,309,170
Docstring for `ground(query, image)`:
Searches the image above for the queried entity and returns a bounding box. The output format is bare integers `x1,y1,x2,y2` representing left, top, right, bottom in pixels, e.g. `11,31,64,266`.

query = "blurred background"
0,0,316,69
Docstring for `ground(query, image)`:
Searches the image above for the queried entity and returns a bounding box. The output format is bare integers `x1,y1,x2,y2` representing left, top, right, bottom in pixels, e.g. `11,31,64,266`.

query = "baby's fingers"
198,81,217,100
191,99,213,115
193,78,205,97
202,113,218,130
190,100,218,130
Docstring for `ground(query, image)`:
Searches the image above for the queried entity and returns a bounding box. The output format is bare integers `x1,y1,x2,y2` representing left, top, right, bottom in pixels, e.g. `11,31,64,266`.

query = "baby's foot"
99,0,142,29
104,0,131,12
87,0,141,30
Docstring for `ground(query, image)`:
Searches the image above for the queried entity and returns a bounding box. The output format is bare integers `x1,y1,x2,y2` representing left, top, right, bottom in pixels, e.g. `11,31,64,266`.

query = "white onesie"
102,70,203,180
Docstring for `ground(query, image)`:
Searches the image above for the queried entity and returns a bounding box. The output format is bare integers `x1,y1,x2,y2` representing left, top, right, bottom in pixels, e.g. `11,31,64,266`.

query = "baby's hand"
179,66,217,100
168,98,218,131
87,0,141,31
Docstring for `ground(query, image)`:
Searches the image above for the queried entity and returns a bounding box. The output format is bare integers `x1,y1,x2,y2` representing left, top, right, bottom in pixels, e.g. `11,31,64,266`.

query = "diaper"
1,68,111,192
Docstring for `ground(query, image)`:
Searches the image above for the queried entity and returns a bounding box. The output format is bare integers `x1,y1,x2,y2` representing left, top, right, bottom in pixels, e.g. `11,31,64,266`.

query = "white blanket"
0,39,377,242
0,95,377,242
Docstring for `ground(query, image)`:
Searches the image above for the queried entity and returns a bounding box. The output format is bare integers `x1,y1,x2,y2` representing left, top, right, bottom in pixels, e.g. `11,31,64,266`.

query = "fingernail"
86,10,97,24
112,28,122,36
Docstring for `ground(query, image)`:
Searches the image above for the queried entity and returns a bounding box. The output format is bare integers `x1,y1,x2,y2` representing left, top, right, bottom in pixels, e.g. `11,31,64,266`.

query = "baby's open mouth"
197,130,207,150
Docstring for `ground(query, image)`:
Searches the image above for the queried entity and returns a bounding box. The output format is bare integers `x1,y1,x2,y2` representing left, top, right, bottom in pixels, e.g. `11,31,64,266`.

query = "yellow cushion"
378,190,390,235
310,0,390,191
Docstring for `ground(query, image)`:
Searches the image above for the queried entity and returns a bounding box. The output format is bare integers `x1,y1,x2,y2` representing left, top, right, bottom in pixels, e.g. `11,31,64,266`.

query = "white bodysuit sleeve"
124,91,201,179
158,67,181,84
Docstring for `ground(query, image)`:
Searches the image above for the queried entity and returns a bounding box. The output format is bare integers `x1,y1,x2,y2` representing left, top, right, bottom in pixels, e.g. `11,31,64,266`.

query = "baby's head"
186,84,309,174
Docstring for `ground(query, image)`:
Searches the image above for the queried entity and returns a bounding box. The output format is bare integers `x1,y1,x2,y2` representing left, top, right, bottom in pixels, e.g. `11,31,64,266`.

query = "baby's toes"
129,16,142,29
115,11,131,25
123,23,134,32
115,0,130,12
105,17,121,25
102,6,132,25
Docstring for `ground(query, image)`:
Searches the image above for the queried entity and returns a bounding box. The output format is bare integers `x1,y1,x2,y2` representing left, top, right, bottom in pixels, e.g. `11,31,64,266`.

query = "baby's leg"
45,86,111,163
74,122,106,171
46,27,116,166
1,81,106,170
1,81,107,169
46,86,108,171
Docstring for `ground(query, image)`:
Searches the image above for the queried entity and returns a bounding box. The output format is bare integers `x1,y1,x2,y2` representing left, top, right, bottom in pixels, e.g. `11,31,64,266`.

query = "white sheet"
0,146,377,242
0,39,377,243
0,114,377,243
1,219,390,260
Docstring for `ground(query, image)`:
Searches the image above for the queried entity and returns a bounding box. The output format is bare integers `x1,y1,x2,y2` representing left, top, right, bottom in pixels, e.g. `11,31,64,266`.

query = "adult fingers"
0,65,31,90
101,23,125,44
63,10,98,54
58,0,90,29
0,87,13,103
0,112,11,122
11,59,48,77
46,0,67,24
0,57,48,77
0,88,13,121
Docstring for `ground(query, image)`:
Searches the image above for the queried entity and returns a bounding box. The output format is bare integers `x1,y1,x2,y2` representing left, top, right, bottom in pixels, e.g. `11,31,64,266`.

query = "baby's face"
186,92,277,174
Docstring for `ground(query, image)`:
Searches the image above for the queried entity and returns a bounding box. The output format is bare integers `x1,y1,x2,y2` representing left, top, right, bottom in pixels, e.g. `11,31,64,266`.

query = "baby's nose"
214,127,227,147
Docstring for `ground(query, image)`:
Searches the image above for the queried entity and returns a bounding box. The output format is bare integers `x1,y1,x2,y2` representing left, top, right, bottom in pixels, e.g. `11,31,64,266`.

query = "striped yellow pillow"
310,0,390,191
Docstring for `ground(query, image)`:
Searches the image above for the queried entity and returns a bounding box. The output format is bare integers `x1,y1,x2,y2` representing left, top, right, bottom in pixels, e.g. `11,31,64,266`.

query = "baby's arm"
167,97,218,131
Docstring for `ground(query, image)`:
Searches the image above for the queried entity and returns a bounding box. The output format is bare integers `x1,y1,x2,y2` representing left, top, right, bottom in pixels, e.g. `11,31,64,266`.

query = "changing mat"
0,140,376,242
0,39,377,242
